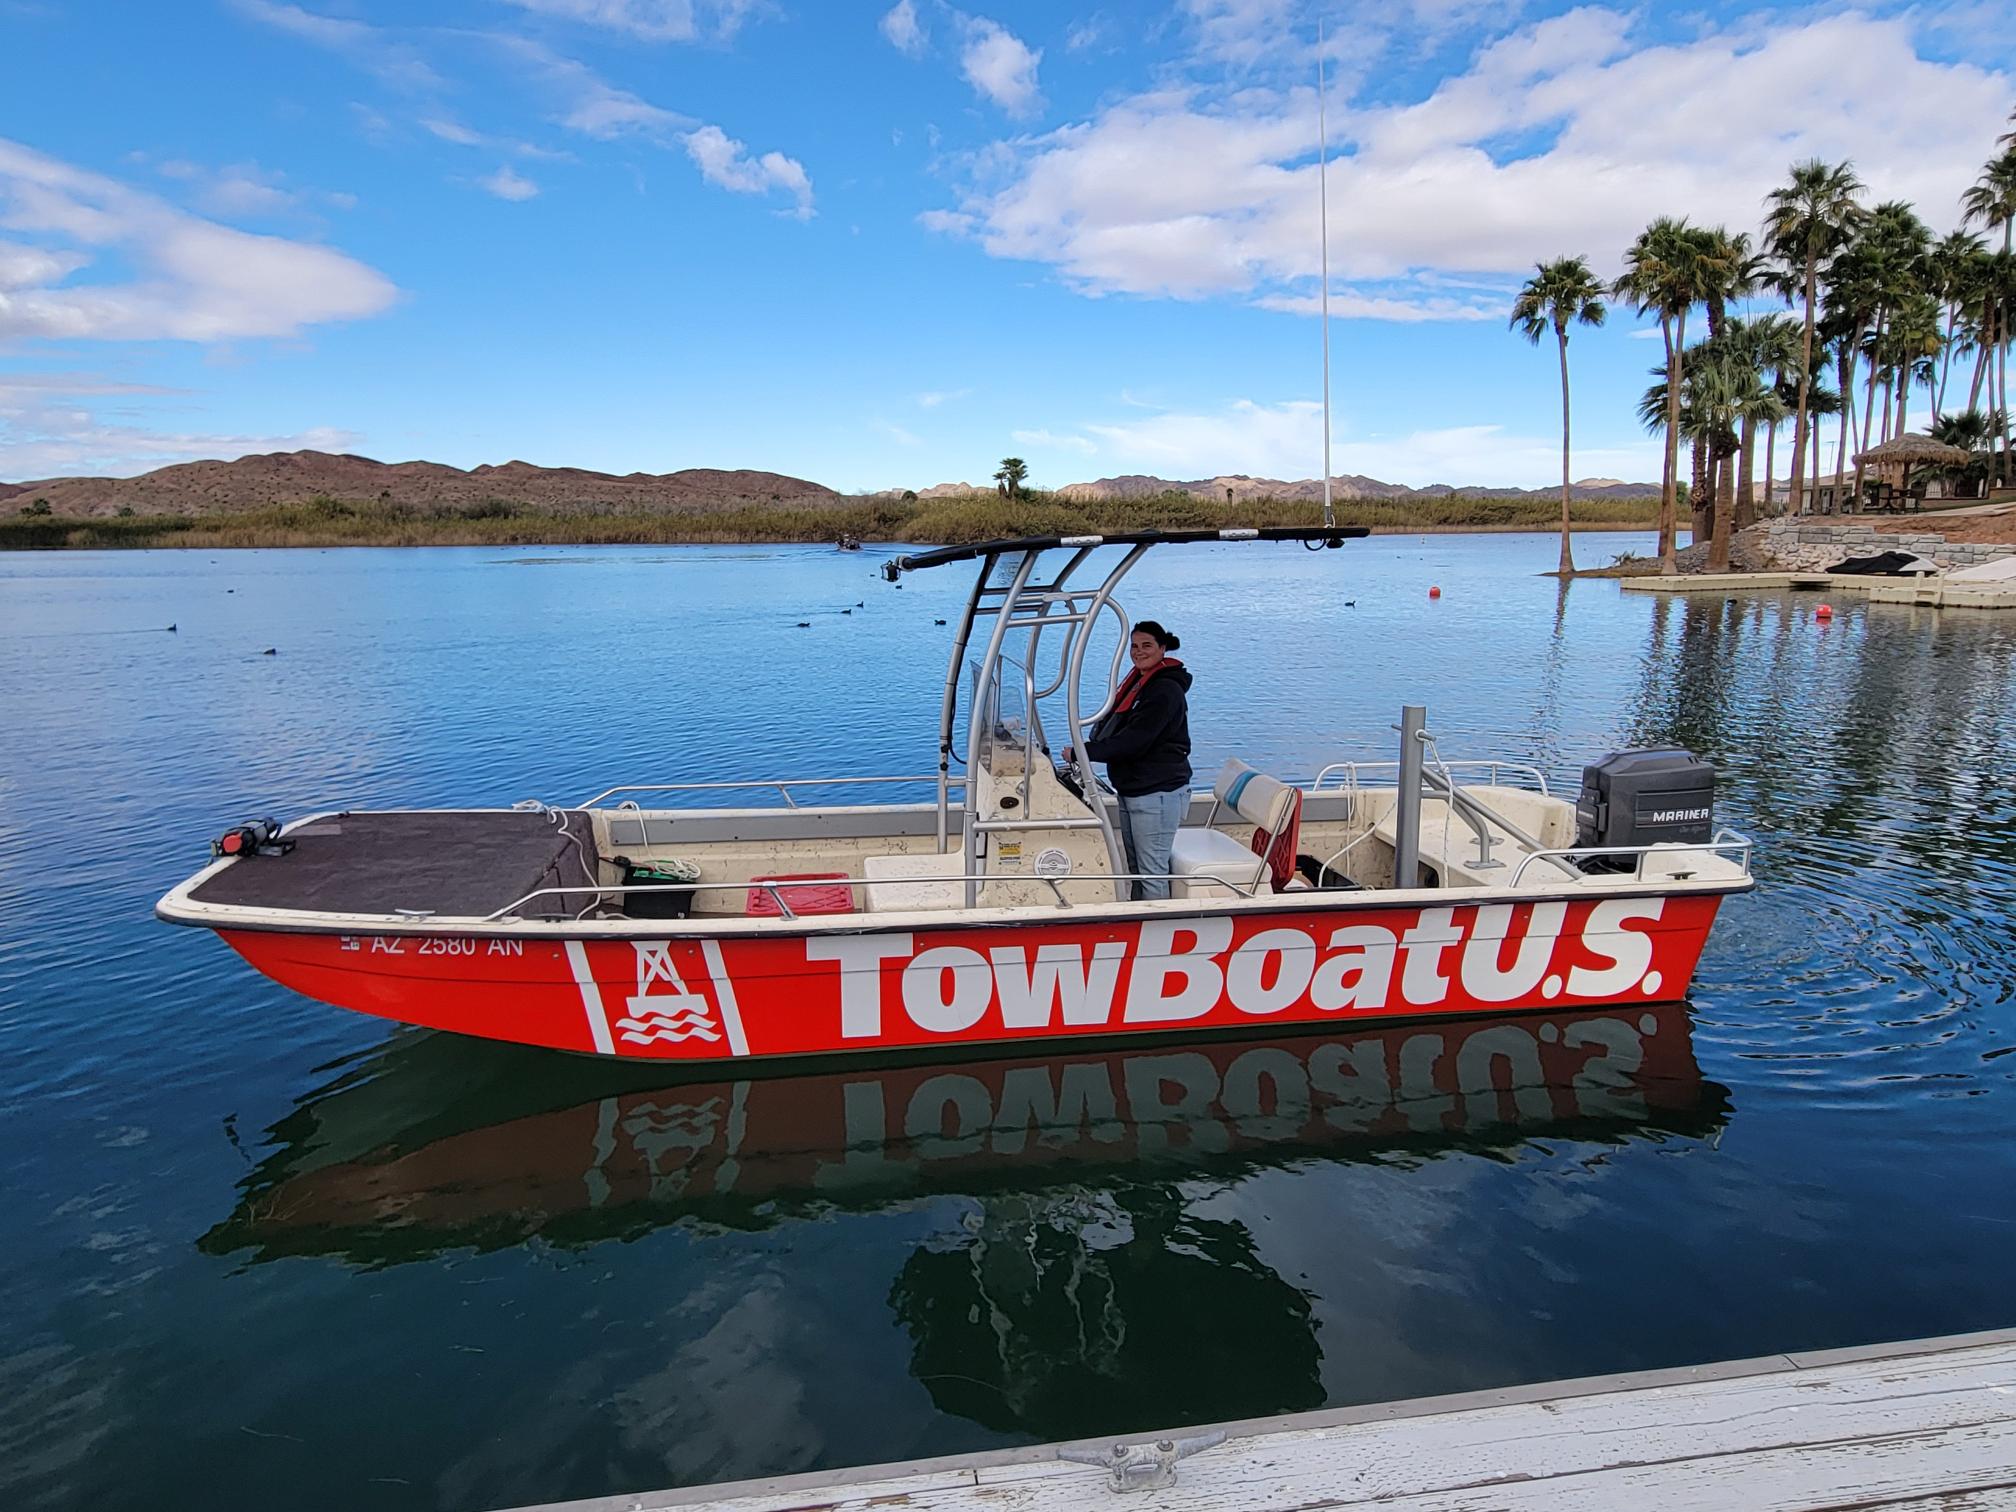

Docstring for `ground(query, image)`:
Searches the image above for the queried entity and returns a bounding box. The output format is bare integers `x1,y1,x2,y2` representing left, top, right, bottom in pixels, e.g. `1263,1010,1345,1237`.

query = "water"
1,534,2012,1510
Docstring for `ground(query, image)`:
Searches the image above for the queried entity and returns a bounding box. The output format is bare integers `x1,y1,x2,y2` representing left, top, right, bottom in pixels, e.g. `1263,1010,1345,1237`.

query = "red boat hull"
221,892,1725,1061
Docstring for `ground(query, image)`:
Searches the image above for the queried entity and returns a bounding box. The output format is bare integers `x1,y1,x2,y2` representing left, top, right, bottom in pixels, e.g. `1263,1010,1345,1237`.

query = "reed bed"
1,491,1659,551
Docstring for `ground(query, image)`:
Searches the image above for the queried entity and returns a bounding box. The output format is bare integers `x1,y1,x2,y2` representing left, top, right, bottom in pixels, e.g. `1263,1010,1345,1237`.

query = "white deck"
515,1328,2016,1511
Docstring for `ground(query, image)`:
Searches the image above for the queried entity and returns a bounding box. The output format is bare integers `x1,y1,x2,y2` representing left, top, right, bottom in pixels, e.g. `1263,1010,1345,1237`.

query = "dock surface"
518,1327,2016,1511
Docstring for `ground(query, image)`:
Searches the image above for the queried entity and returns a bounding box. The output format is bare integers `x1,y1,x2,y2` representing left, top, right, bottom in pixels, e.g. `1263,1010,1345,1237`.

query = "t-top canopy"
881,525,1370,579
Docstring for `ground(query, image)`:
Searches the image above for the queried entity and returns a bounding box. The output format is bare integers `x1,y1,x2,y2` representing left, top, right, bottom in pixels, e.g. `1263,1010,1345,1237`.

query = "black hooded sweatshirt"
1085,661,1193,796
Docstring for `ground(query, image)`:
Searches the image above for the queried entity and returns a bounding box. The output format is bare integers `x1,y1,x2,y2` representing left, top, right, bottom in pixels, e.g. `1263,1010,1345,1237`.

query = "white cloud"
682,125,814,217
1080,397,1659,486
874,419,924,447
0,139,397,343
880,0,926,58
916,388,970,407
1253,288,1505,322
925,10,2015,314
1012,427,1097,453
421,117,486,146
478,165,541,200
230,0,442,90
0,381,364,478
500,0,760,43
961,18,1043,116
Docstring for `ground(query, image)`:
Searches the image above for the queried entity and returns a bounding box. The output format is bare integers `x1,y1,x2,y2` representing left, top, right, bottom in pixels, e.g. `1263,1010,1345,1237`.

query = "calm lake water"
2,533,2013,1511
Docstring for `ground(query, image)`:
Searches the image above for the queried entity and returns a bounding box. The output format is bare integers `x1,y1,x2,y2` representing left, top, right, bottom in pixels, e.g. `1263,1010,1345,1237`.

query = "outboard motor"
1575,749,1715,869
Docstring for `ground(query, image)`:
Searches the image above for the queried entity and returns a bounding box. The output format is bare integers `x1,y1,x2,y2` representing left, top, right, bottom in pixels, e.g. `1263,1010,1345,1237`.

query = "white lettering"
1225,928,1318,1016
813,1081,914,1189
1393,1033,1457,1132
904,1073,991,1158
1567,899,1664,997
485,939,524,957
1566,1018,1649,1119
1310,925,1397,1011
1221,1048,1311,1139
1453,1025,1551,1124
1124,917,1234,1023
990,942,1126,1030
1398,909,1463,1004
370,936,405,955
806,933,914,1039
992,1064,1124,1154
1309,1040,1391,1132
901,946,993,1033
1458,902,1566,1004
1122,1052,1230,1154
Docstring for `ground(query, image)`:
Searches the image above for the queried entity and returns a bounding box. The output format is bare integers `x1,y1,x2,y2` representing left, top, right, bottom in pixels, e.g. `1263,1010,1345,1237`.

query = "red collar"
1113,656,1181,714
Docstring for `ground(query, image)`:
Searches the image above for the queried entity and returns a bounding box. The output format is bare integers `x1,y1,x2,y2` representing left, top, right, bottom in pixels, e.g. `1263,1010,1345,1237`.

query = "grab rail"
1310,759,1551,795
579,775,967,810
480,868,1269,922
1508,829,1755,887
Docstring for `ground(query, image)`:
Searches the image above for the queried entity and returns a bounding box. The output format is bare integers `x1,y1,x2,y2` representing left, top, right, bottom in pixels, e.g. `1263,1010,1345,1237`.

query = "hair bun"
1163,632,1181,650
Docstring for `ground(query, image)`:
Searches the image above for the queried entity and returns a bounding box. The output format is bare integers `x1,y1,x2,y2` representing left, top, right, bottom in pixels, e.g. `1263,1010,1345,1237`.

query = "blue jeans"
1119,788,1188,901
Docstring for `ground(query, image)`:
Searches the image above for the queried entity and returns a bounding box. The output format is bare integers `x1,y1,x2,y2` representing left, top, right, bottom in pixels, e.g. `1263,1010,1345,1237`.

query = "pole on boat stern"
1318,17,1334,531
1395,704,1425,888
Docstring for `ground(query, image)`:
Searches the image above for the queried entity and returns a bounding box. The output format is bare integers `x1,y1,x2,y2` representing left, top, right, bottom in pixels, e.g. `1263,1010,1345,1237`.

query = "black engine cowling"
1575,749,1715,851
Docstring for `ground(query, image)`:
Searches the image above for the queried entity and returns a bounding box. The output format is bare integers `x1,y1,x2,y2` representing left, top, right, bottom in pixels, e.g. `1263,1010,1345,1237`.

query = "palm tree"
1764,160,1866,514
1616,218,1721,572
1928,229,1986,419
1962,148,2016,485
1746,314,1803,519
1510,257,1608,575
1930,408,1997,497
993,457,1029,499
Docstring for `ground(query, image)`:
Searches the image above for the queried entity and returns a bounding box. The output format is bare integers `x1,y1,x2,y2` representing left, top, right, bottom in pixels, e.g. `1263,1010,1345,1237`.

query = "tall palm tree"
993,457,1029,499
1764,160,1866,514
1694,227,1756,536
1747,314,1803,519
1962,148,2016,484
1615,218,1719,572
1510,257,1608,575
1928,229,1986,419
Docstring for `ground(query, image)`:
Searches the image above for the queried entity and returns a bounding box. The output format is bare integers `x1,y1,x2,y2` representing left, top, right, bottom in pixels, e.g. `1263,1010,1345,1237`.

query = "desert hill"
2,451,1661,519
1049,473,1657,502
3,451,843,517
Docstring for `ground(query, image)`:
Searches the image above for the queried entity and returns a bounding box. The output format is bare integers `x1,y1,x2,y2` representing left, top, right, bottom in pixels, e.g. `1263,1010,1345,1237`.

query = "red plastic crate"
744,873,856,917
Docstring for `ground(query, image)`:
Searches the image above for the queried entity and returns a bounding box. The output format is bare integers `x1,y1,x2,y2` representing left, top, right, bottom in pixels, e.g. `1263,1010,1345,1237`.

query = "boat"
157,525,1755,1063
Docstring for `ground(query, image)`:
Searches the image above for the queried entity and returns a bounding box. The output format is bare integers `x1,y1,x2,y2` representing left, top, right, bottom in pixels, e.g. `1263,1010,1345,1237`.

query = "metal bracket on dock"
1057,1430,1226,1492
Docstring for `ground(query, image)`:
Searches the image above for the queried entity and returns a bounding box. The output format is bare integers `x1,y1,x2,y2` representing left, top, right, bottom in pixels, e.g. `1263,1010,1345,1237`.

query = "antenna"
1317,17,1334,531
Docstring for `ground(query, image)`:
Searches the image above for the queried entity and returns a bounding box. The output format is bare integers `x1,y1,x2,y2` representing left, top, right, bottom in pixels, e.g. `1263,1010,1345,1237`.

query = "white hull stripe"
564,940,616,1055
701,939,751,1057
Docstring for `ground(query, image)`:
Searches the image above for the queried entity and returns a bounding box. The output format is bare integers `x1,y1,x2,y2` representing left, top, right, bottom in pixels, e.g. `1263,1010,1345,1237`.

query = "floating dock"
1618,571,2016,609
518,1327,2016,1511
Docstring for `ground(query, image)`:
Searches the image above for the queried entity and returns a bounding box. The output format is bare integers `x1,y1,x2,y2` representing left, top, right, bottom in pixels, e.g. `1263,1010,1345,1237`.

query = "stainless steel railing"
1309,759,1552,795
481,868,1270,922
1508,829,1755,887
578,775,967,810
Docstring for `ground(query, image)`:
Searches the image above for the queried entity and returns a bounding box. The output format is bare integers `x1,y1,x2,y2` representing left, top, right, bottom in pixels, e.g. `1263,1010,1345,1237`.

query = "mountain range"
1,452,1657,517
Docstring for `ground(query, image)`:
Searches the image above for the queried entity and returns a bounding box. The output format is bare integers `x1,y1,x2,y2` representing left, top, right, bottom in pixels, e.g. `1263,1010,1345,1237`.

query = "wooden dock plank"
516,1331,2016,1512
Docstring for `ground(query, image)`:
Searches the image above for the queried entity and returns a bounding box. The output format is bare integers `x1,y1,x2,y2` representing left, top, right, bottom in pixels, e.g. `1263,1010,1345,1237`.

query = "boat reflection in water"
205,1004,1727,1267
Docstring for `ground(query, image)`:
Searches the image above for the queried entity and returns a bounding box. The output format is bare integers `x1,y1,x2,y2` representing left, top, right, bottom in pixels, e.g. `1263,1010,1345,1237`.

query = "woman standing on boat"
1081,620,1192,900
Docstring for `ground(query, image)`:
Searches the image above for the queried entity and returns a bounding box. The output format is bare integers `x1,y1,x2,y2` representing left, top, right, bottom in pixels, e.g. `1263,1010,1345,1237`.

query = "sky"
1,0,2012,493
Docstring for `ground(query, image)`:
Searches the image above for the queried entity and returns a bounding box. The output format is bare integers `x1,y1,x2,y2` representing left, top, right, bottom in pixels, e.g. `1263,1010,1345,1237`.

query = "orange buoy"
1428,585,1442,599
1816,603,1834,621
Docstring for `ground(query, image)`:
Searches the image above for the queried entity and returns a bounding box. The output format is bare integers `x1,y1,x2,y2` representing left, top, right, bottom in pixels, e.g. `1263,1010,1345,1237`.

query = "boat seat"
1169,760,1297,898
863,851,966,912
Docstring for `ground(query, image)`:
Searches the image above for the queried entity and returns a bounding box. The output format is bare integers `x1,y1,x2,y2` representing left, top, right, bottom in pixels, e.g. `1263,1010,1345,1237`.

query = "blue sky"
1,0,2011,492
